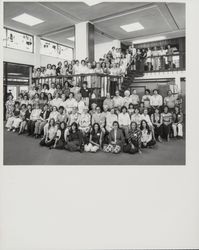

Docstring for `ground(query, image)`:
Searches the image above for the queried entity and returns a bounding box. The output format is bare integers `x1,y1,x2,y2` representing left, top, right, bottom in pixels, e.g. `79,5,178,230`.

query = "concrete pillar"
34,36,41,67
75,22,94,61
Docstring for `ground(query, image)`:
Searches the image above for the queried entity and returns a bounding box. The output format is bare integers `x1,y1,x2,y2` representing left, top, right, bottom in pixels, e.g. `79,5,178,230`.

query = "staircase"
120,67,144,94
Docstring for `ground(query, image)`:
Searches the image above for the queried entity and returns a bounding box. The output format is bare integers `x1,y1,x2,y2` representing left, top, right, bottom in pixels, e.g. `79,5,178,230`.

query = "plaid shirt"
128,129,142,149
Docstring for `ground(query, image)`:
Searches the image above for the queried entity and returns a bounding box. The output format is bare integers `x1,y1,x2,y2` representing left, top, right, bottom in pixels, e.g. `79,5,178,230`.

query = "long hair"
140,119,150,134
92,123,101,134
48,118,56,129
59,121,66,131
130,121,138,131
112,121,120,129
69,122,78,133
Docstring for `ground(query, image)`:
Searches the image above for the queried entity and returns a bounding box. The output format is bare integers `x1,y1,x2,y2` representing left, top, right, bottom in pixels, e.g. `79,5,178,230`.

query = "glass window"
6,29,33,53
57,44,73,60
40,40,58,57
40,39,73,60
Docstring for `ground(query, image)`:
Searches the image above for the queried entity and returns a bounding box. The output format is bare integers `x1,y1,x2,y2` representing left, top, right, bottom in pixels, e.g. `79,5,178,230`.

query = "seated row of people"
5,97,183,153
40,119,155,154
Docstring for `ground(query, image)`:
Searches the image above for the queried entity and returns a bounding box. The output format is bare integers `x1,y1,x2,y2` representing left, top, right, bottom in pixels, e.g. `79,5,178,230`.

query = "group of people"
5,79,184,154
32,44,177,80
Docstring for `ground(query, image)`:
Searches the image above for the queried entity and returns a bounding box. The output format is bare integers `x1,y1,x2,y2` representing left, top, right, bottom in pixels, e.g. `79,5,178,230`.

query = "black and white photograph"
3,1,186,165
1,1,199,250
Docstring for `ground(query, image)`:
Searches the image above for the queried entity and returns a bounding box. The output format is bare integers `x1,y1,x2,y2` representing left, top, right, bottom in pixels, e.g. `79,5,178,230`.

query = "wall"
3,47,35,66
94,40,121,61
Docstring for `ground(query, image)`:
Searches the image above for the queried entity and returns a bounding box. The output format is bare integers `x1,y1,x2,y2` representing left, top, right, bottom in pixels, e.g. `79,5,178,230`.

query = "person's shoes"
12,129,16,133
7,128,10,132
158,136,162,142
35,134,38,139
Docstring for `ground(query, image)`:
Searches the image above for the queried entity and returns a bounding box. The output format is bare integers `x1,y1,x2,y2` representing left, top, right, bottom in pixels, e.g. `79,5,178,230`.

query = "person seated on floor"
51,121,68,150
34,104,50,138
64,122,83,152
5,101,21,132
161,105,172,141
172,106,183,139
84,123,103,153
27,103,42,136
140,120,156,148
40,118,57,148
43,106,59,137
55,106,68,130
19,104,32,134
104,121,125,154
151,107,163,142
118,106,131,139
123,121,142,154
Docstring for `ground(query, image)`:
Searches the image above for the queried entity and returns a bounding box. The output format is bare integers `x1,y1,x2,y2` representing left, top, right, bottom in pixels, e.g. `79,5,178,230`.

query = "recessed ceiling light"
133,36,166,44
84,0,103,6
12,13,44,26
67,37,75,42
120,22,144,32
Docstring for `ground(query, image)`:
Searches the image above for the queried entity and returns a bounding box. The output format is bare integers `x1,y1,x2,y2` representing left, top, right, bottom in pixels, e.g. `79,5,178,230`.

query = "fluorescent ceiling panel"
120,22,144,32
12,13,44,26
67,37,75,41
133,36,166,44
84,0,103,6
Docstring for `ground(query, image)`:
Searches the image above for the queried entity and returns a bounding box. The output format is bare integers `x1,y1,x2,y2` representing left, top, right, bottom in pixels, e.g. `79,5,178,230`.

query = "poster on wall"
6,29,33,52
57,44,73,61
40,40,58,57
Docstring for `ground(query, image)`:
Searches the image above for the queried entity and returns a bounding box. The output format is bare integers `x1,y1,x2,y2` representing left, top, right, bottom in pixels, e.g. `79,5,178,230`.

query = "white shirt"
48,88,56,97
106,113,118,131
131,113,142,125
150,94,163,106
65,98,78,114
118,113,130,126
141,129,152,143
51,98,62,108
77,100,85,114
113,96,124,108
130,94,140,105
142,95,152,108
140,114,152,127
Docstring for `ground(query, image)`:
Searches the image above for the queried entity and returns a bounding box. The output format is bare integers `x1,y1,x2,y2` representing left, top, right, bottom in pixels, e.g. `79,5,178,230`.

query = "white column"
34,36,41,67
75,22,89,60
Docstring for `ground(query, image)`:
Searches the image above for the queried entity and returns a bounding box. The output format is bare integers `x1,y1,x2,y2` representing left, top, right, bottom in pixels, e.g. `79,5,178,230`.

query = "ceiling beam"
38,25,74,37
91,3,155,23
37,2,83,23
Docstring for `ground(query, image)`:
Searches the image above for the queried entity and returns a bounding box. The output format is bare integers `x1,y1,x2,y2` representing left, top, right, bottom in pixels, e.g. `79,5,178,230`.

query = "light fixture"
120,22,144,32
12,13,44,26
133,36,166,44
67,37,75,42
84,0,103,6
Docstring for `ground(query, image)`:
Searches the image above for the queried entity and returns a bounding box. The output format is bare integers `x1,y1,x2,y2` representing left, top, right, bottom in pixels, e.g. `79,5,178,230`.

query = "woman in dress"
64,122,83,152
172,106,183,138
140,120,156,148
40,118,57,148
84,123,102,152
51,121,67,149
5,94,15,120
